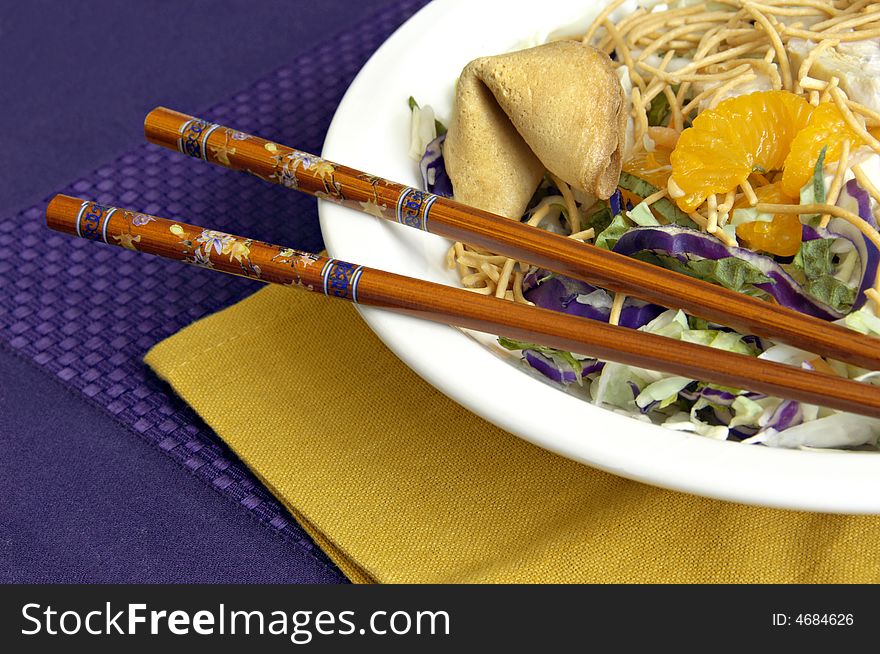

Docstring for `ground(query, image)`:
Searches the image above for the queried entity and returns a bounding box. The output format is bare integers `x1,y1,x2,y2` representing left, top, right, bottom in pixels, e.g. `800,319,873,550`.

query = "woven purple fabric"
1,0,428,578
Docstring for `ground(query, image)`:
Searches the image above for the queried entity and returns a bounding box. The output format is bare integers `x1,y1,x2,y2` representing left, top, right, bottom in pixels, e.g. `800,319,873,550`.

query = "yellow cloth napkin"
146,285,880,583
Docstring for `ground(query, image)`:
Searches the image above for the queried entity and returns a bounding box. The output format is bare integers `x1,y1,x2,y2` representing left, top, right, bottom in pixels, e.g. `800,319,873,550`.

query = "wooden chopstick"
46,193,880,419
143,107,880,372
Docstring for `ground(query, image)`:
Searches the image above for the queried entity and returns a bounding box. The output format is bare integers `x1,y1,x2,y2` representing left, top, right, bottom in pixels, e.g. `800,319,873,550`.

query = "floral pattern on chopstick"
272,248,320,290
66,199,333,294
130,212,156,227
110,210,157,250
112,232,141,250
169,224,262,278
202,121,348,201
269,148,338,195
209,129,238,166
172,112,407,227
355,174,390,218
176,114,409,221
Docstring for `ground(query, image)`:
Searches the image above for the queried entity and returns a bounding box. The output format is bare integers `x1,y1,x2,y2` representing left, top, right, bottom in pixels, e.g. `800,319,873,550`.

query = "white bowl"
319,0,880,513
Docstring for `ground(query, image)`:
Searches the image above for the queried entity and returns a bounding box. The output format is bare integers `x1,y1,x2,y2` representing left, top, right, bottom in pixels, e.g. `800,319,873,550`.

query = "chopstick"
46,193,880,419
143,107,880,372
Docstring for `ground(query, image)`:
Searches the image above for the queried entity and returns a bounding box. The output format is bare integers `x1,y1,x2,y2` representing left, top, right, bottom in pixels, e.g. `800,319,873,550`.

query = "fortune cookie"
444,41,627,219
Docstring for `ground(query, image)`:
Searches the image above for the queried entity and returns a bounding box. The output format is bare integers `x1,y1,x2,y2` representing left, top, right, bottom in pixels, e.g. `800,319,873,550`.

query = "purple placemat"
1,0,428,575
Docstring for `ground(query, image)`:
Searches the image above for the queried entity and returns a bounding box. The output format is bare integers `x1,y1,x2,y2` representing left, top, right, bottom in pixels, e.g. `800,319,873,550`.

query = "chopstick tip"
45,194,82,233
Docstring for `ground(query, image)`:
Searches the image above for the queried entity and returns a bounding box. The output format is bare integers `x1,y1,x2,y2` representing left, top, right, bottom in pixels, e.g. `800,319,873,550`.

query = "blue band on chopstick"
74,201,89,239
199,123,221,160
396,187,435,232
76,202,114,243
101,208,117,244
320,258,336,296
178,118,220,160
350,265,365,304
321,259,363,302
177,119,194,156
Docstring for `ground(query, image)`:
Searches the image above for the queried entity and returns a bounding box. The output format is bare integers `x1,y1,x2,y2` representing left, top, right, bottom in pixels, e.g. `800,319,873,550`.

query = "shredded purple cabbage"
611,225,842,319
764,400,803,432
523,270,665,328
816,217,880,312
842,179,876,228
639,402,659,414
729,425,759,441
521,351,603,385
419,134,452,198
523,350,579,384
609,189,622,217
801,180,880,311
801,224,821,242
679,387,766,406
679,386,738,406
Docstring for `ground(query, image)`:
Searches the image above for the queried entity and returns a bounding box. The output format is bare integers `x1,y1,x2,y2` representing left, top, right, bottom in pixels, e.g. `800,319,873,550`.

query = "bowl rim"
319,0,880,514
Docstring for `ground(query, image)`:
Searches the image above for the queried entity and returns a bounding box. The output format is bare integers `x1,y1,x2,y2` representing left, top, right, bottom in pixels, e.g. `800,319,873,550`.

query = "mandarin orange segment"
622,147,672,189
736,214,803,257
780,102,865,197
731,181,796,209
733,182,802,257
733,182,803,257
668,91,813,212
